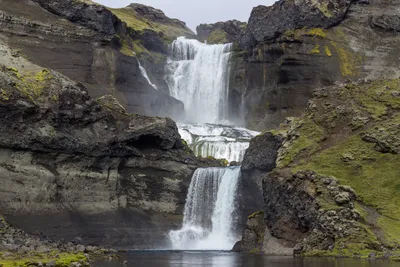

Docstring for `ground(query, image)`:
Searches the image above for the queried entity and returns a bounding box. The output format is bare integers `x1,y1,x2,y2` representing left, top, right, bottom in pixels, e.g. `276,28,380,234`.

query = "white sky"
93,0,277,32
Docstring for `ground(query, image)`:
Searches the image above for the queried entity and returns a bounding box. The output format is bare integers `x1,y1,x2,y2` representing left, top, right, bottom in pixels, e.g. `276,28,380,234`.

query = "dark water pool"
93,251,399,267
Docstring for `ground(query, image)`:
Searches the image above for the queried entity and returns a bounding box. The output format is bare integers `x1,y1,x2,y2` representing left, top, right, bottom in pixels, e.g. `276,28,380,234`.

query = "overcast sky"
93,0,277,32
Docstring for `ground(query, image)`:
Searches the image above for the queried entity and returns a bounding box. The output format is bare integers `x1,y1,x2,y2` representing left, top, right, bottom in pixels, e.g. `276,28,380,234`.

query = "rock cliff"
0,42,218,249
229,0,400,131
0,0,194,120
196,20,247,44
236,78,400,257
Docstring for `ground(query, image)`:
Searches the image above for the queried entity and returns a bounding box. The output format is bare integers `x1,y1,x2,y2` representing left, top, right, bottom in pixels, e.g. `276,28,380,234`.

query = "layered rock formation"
0,0,194,119
0,42,219,249
229,0,400,130
236,78,400,257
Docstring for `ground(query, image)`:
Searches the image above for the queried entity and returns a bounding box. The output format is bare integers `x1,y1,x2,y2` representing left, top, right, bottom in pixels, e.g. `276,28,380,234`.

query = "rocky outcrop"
237,79,400,257
246,0,352,43
0,0,191,120
229,0,400,130
0,43,217,249
237,133,283,229
233,211,265,253
196,20,247,44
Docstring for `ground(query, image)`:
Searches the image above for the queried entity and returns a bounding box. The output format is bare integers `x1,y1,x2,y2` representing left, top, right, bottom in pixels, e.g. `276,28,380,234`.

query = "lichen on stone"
310,44,321,54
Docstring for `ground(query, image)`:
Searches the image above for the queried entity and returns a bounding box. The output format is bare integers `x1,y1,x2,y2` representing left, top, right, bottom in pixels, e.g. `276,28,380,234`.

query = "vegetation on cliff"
272,79,400,257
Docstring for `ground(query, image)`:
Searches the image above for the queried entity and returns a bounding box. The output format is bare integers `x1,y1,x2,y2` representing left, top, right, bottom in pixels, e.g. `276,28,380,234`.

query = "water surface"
93,251,398,267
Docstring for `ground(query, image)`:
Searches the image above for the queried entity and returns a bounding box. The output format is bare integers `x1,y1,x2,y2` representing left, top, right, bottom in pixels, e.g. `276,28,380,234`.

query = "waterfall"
166,37,233,124
165,36,259,251
169,167,241,250
178,123,259,163
134,53,158,90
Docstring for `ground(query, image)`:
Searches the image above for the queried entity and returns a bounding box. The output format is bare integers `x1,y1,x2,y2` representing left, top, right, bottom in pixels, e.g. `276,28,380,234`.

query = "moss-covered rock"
240,79,400,257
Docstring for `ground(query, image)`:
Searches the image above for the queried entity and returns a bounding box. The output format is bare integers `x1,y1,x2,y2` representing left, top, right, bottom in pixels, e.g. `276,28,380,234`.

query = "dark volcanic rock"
0,43,217,249
31,0,117,35
242,133,284,171
229,0,400,130
371,12,400,32
0,0,183,119
247,0,352,42
197,20,247,44
232,211,265,253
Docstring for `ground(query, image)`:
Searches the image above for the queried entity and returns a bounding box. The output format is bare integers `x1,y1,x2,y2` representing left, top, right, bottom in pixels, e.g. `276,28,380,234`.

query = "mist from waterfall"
166,37,233,124
169,167,241,250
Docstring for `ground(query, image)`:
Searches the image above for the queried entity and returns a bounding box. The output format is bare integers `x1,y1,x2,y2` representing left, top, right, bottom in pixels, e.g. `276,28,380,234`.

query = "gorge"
0,0,400,266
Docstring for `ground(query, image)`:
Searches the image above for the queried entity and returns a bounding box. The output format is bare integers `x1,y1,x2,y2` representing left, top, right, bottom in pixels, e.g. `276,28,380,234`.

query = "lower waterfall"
169,167,241,250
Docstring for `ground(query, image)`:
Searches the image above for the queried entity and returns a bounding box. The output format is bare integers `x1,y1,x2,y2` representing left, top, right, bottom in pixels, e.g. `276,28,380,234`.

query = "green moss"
248,210,264,219
207,29,228,44
340,80,400,119
377,216,400,247
295,136,400,220
330,41,360,77
311,44,321,54
19,69,54,98
120,37,134,57
0,89,10,101
307,28,327,38
6,67,21,79
278,118,325,167
310,0,333,18
304,224,381,258
324,46,332,57
220,159,229,166
109,7,192,43
249,248,261,254
0,253,88,267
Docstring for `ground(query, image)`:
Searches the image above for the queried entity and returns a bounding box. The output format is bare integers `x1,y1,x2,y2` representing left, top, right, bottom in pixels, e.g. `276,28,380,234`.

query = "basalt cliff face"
232,0,400,258
0,0,194,119
0,42,219,249
229,0,400,131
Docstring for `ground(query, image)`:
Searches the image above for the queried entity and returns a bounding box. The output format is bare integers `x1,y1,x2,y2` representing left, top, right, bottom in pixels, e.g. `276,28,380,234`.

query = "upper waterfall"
166,37,233,124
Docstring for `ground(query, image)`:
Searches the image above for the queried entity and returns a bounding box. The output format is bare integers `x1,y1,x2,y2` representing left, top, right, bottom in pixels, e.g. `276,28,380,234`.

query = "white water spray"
169,167,241,250
166,37,233,124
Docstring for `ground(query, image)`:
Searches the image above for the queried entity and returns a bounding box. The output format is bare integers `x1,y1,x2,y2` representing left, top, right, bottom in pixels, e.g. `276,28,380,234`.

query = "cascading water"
138,60,158,90
169,167,241,250
178,123,259,163
166,37,232,124
166,36,259,251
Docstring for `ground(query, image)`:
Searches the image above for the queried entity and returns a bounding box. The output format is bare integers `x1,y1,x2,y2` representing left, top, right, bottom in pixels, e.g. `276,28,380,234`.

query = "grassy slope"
108,6,194,43
273,79,400,256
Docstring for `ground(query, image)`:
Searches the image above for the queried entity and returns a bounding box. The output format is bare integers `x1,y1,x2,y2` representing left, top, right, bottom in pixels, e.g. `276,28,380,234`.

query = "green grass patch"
207,29,228,44
295,136,400,220
0,253,88,267
278,118,325,167
109,7,193,43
